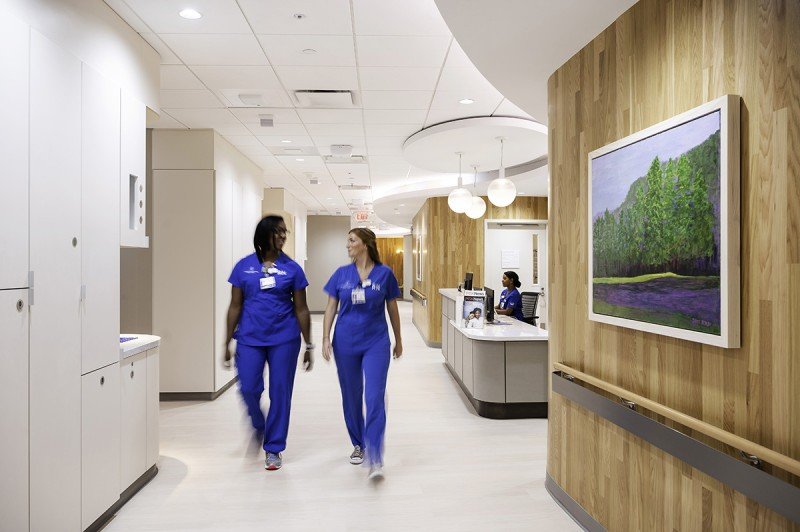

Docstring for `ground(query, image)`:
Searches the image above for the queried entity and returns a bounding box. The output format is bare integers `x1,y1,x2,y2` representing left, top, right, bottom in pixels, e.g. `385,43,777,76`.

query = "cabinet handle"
72,237,78,247
16,299,24,312
100,376,105,385
130,371,134,379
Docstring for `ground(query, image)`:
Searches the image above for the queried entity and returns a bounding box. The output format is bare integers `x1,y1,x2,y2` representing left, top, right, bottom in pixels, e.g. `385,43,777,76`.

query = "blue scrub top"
324,263,401,348
228,252,309,347
499,288,524,321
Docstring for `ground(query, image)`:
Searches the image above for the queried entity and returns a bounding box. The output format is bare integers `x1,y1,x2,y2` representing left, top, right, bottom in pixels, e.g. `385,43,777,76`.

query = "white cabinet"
82,63,121,375
121,352,148,490
0,290,29,532
0,16,29,289
146,347,160,467
81,363,121,529
28,29,83,532
120,91,148,248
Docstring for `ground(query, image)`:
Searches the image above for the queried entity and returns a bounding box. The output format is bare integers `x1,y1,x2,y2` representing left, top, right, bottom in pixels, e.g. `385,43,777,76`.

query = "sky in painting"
591,110,720,219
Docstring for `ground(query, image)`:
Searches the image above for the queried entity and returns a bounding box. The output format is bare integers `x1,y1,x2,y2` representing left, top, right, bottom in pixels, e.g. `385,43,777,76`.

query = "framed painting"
588,95,740,348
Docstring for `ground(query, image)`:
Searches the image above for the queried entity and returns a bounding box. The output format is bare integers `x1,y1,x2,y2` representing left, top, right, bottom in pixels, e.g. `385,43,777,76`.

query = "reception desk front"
440,289,548,419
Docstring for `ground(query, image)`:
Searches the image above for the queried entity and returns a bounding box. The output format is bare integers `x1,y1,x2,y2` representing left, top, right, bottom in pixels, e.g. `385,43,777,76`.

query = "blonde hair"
349,228,382,265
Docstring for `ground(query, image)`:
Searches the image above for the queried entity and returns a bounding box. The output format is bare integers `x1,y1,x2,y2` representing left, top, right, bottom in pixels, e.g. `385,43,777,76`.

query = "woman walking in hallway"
322,228,403,480
224,215,314,471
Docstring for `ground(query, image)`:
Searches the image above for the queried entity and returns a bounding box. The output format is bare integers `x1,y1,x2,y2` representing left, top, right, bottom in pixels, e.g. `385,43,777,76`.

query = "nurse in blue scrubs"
223,215,314,471
495,271,524,321
321,228,403,480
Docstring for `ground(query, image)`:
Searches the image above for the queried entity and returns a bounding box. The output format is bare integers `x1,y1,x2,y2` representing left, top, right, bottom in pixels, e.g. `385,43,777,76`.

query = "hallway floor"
105,302,577,531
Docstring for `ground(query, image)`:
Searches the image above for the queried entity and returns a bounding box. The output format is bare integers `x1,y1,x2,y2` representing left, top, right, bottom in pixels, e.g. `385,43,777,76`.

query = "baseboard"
545,473,605,532
444,362,547,419
85,464,159,532
160,376,238,401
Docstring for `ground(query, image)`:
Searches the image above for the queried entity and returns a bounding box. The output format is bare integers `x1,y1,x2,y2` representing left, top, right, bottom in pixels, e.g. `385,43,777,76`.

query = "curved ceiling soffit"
433,0,637,124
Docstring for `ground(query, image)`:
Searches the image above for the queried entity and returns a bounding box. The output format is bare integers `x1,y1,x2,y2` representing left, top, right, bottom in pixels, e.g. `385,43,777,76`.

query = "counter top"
120,334,161,359
439,288,461,300
450,316,548,341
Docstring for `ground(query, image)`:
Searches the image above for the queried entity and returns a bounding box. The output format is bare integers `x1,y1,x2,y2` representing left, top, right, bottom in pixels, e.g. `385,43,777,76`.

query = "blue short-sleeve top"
228,252,309,346
499,288,524,321
324,263,401,347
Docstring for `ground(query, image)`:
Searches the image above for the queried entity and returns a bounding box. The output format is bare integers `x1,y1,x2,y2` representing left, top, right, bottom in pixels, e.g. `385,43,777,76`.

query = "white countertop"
450,316,548,342
120,334,161,359
439,288,461,300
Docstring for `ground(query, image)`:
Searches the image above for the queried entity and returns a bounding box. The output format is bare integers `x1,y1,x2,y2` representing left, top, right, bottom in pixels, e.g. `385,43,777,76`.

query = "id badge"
351,287,366,305
260,276,276,290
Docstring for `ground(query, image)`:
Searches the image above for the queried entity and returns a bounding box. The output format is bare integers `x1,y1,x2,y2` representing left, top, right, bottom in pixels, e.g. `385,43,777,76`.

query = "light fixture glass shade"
487,177,517,207
465,196,486,219
448,187,472,213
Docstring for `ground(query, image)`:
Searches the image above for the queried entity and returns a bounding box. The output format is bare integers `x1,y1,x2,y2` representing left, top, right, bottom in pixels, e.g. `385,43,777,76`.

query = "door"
121,352,147,490
82,63,121,374
0,290,29,531
0,14,29,289
29,29,83,532
82,363,121,529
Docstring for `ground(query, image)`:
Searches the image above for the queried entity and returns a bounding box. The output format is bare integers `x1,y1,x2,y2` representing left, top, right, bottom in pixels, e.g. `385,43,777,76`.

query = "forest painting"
589,110,726,338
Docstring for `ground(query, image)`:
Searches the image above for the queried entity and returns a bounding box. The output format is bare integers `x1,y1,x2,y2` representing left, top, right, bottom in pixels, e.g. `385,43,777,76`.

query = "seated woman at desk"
495,271,524,321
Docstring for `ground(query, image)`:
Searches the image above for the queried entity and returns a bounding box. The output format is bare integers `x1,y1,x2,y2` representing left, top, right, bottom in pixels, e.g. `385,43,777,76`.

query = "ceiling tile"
121,0,251,33
258,35,356,66
237,144,274,157
255,135,314,146
223,135,263,147
239,0,352,35
327,164,370,179
356,36,450,67
212,124,253,136
442,39,477,70
361,90,433,110
493,98,534,120
190,66,282,89
104,0,151,33
435,66,497,94
312,137,367,155
363,109,427,124
231,107,302,124
297,108,362,124
304,123,364,137
364,123,422,137
365,136,406,156
359,67,440,91
160,65,205,89
159,90,224,108
245,122,309,137
274,66,358,90
148,110,188,129
218,89,294,108
163,108,242,128
140,33,181,64
160,34,268,65
352,0,451,36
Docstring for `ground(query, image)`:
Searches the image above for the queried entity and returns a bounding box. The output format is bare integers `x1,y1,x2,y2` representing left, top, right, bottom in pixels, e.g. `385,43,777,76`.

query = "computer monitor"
484,287,495,322
464,272,473,290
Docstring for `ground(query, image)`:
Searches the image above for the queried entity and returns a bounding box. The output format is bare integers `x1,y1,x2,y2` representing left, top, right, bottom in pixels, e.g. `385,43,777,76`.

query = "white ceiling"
104,0,536,224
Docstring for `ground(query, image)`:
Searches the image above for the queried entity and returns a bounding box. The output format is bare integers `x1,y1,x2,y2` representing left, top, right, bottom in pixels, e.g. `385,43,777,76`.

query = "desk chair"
520,292,539,326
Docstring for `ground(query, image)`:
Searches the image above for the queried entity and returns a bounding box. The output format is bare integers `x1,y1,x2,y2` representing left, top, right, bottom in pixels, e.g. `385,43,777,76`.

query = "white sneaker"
368,464,384,481
349,445,364,465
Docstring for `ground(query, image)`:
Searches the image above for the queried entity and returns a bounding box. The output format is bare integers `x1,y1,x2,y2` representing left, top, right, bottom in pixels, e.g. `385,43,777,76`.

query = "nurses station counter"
439,289,548,419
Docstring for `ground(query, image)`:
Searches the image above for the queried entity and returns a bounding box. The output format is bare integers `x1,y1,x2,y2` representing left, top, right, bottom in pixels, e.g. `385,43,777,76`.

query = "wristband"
305,343,315,350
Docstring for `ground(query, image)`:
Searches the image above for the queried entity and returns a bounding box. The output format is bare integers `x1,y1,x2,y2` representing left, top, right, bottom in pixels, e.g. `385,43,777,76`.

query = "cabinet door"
121,352,147,490
29,29,83,532
0,14,29,289
0,290,29,531
82,63,121,374
82,363,121,529
146,347,160,467
120,91,147,248
441,314,447,358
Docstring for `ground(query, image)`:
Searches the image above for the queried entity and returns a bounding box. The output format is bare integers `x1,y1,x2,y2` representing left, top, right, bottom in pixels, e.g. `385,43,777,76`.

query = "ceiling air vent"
324,155,366,164
339,184,371,191
294,90,357,108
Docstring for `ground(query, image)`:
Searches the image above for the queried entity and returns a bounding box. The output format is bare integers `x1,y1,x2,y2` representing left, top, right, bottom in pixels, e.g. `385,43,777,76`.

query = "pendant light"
465,165,486,219
447,151,472,213
487,137,517,207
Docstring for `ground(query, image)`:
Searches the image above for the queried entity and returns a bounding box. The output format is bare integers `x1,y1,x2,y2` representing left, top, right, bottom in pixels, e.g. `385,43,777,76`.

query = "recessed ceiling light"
179,8,202,19
281,139,292,143
295,158,305,162
459,98,475,105
302,48,318,54
399,204,405,207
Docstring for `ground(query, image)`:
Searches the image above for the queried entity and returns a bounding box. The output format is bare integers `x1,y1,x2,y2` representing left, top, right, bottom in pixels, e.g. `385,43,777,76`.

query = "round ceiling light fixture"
302,48,318,54
447,152,472,213
464,165,486,219
459,98,475,105
487,137,517,207
179,8,202,19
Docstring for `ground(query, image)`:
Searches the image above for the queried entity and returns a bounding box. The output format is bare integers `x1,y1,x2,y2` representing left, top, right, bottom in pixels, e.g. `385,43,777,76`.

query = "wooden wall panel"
547,0,800,529
411,196,548,345
376,237,404,289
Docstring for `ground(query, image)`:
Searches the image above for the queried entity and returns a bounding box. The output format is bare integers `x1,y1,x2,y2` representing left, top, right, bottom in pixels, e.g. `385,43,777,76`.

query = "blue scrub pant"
333,340,391,466
235,338,301,453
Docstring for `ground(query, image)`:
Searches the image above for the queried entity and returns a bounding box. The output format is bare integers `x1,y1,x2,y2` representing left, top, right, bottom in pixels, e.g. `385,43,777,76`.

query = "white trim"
587,94,740,348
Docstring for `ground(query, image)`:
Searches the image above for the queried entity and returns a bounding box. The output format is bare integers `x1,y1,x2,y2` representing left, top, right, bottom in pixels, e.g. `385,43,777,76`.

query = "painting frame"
587,94,740,348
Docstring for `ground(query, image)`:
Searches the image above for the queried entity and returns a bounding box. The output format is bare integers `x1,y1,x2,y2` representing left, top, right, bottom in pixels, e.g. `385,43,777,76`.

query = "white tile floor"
104,302,577,531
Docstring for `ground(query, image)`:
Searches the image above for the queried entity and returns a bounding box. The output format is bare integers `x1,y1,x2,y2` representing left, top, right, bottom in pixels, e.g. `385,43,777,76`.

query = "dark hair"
504,271,521,288
254,215,286,263
349,228,382,265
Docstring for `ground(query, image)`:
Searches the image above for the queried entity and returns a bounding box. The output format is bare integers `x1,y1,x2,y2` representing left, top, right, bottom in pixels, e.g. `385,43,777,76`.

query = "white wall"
305,216,352,312
0,0,159,110
262,188,309,266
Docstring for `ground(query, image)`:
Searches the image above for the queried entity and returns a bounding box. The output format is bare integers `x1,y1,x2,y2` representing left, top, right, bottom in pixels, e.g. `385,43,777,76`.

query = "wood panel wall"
412,196,548,345
547,0,800,530
376,237,404,289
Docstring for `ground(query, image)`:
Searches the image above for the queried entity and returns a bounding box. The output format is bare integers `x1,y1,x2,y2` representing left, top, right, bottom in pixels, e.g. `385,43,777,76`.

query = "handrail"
410,288,427,302
553,362,800,478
